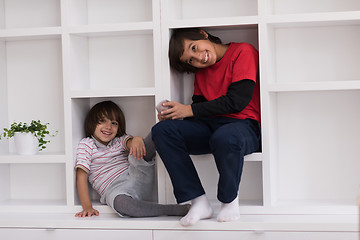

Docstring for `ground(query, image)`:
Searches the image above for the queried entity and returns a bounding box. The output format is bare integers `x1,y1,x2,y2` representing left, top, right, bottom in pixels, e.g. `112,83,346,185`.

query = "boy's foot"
180,194,213,226
217,196,240,222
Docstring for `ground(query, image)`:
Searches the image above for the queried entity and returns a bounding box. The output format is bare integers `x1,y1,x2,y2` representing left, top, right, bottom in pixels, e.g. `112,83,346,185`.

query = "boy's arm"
75,168,99,217
126,136,146,160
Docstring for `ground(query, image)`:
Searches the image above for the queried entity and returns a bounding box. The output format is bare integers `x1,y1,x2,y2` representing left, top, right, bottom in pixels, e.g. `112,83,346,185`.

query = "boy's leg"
209,119,260,222
152,119,214,226
114,194,190,217
152,119,212,203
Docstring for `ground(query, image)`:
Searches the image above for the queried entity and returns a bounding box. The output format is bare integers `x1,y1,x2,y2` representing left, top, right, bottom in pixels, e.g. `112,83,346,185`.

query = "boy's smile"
180,37,228,69
93,117,119,145
180,39,217,68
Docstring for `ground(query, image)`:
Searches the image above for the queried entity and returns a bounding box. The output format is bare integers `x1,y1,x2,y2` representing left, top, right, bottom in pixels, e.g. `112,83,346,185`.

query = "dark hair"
84,101,126,138
168,28,222,73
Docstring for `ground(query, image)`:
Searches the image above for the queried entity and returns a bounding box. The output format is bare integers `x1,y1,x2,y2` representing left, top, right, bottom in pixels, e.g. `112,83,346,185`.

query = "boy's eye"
188,58,193,64
99,119,105,123
111,121,118,126
192,45,196,51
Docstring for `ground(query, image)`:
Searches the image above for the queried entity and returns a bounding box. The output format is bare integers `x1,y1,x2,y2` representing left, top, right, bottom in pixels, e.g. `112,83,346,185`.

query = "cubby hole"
0,163,66,206
67,0,153,26
71,96,156,205
163,25,263,208
0,0,61,29
273,90,360,206
69,32,155,91
168,25,259,104
269,23,360,84
0,37,65,155
163,156,263,207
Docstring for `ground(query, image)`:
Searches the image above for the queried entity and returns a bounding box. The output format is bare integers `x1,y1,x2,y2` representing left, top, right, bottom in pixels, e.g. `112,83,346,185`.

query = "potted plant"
0,120,58,155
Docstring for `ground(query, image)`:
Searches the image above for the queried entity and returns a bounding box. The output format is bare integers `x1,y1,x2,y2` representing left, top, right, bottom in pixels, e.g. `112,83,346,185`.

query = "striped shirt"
75,135,132,195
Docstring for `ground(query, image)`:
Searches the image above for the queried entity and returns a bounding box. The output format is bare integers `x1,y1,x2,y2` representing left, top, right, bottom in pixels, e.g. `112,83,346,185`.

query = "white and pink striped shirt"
75,135,132,195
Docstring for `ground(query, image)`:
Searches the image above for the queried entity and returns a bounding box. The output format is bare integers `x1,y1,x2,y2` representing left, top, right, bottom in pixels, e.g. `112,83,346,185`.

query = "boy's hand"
159,101,193,120
75,207,99,217
127,136,146,160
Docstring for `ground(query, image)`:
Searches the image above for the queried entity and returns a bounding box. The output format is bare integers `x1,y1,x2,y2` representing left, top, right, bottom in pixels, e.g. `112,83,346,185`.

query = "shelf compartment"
0,37,65,155
0,163,66,206
266,23,360,84
270,0,360,15
165,0,257,21
71,96,156,150
272,90,360,207
68,32,155,91
71,96,156,205
162,155,263,206
168,26,259,104
67,0,153,26
0,0,61,29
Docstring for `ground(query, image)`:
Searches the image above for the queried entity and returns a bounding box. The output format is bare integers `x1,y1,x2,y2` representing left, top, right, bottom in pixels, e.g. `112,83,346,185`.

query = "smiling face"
180,38,218,69
93,116,119,146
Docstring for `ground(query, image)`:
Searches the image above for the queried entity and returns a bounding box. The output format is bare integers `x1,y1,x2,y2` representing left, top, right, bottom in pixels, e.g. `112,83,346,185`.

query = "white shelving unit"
259,0,360,215
0,0,359,239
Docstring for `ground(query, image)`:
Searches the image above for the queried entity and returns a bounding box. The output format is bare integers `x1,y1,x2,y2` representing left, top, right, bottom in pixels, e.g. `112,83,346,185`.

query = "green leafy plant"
0,120,58,151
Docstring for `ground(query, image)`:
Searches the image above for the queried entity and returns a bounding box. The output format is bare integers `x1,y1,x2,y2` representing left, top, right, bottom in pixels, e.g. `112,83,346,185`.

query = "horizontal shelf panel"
267,81,360,92
265,11,360,27
70,88,156,98
0,27,62,40
168,16,258,28
0,212,357,231
266,200,358,215
244,152,262,161
190,152,262,162
0,153,66,164
68,22,154,36
0,199,66,206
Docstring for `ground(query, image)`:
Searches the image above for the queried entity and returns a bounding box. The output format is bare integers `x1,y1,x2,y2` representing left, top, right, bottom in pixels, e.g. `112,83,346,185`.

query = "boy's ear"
199,30,208,39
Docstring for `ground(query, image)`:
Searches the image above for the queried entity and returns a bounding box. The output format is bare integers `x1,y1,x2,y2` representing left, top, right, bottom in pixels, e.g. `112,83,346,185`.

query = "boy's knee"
152,120,173,139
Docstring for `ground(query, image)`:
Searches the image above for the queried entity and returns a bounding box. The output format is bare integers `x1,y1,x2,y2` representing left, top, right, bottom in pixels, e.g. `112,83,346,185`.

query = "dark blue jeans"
152,117,261,204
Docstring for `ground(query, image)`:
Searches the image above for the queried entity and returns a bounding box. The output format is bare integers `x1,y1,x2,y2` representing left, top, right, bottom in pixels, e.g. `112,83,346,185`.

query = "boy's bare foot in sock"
180,194,213,226
217,196,240,222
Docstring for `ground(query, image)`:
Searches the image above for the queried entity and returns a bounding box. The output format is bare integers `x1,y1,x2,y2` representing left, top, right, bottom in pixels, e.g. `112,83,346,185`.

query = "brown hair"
84,101,126,138
168,28,222,73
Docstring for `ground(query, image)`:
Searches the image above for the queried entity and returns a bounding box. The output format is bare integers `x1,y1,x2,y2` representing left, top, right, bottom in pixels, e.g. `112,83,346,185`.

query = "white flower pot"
14,132,39,155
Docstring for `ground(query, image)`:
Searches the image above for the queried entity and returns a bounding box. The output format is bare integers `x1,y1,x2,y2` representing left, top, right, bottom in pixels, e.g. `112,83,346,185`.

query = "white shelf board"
71,88,156,99
266,11,360,27
264,200,359,215
244,152,262,162
0,212,357,232
190,152,262,162
68,22,154,36
0,153,66,164
0,27,62,40
168,16,258,28
267,81,360,92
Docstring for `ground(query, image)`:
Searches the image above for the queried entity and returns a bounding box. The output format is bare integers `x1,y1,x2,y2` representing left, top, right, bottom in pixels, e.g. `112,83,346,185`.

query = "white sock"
217,196,240,222
180,194,213,226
